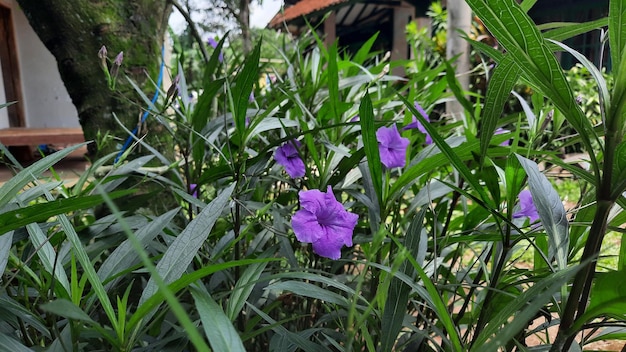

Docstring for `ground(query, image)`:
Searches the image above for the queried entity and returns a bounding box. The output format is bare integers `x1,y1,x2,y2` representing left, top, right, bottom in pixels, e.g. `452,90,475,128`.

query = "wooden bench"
0,127,84,146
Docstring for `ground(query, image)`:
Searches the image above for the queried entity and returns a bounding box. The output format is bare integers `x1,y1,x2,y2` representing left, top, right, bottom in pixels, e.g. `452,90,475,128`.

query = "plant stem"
551,199,613,351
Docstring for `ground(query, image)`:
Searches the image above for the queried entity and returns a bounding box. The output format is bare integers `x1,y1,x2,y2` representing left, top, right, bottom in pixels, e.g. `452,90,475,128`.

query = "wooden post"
391,3,413,76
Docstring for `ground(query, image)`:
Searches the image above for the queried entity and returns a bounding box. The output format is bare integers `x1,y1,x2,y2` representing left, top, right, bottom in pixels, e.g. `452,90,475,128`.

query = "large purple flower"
292,186,358,259
274,140,305,178
403,102,433,145
513,190,540,223
377,124,410,169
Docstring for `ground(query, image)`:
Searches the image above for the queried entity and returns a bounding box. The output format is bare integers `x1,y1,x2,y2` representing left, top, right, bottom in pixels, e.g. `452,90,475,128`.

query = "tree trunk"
17,0,178,216
239,0,251,54
16,0,173,159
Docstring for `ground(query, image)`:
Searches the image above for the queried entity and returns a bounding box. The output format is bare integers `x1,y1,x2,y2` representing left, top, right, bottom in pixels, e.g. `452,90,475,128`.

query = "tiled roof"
268,0,349,28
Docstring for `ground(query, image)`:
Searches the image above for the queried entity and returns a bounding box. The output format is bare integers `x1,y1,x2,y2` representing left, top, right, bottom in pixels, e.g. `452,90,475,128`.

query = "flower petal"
292,209,324,243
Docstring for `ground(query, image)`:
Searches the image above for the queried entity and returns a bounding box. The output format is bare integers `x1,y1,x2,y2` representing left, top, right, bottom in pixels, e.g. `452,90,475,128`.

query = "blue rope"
115,45,166,163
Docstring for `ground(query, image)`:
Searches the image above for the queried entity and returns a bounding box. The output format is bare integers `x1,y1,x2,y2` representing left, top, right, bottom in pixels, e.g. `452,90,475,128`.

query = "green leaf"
543,18,608,42
609,0,626,73
0,143,87,206
479,54,520,161
267,281,349,307
232,40,262,139
359,92,383,208
26,223,70,295
191,286,246,352
139,183,235,305
247,303,327,352
40,299,95,323
400,94,494,208
326,41,340,124
0,190,133,235
226,261,268,321
128,258,279,331
0,231,11,274
517,155,569,270
571,270,626,331
381,209,427,352
97,208,180,288
467,0,600,178
470,264,582,350
0,333,34,352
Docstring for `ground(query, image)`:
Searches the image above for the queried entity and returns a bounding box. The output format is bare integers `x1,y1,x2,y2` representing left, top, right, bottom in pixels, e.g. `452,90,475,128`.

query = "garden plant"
0,0,625,351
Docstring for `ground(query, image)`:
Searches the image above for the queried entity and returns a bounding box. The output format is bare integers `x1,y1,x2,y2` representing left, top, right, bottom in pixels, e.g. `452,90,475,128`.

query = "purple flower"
350,115,359,122
495,128,510,146
376,124,410,169
208,37,224,62
274,140,305,178
513,190,540,224
249,91,255,102
190,183,198,198
403,102,433,145
292,186,358,259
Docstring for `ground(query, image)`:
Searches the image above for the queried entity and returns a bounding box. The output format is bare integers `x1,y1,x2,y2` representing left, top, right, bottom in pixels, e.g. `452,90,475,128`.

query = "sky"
169,0,283,34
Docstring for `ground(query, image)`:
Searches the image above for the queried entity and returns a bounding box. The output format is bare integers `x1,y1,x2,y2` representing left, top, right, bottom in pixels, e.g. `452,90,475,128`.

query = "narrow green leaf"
0,143,87,206
609,0,626,73
56,212,118,331
517,155,569,270
381,209,427,352
479,54,520,161
139,183,235,305
226,261,268,321
191,286,246,352
232,40,262,138
327,41,340,124
0,190,133,235
519,0,537,12
359,92,383,207
543,18,608,42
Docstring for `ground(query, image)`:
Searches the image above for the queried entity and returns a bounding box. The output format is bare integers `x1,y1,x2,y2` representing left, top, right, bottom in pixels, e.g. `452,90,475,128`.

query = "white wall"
2,0,79,128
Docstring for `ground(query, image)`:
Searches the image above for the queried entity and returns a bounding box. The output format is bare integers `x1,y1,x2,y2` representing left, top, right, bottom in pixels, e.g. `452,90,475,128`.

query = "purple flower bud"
292,186,358,259
575,95,583,104
377,124,410,169
98,45,108,60
114,51,123,66
274,140,305,178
